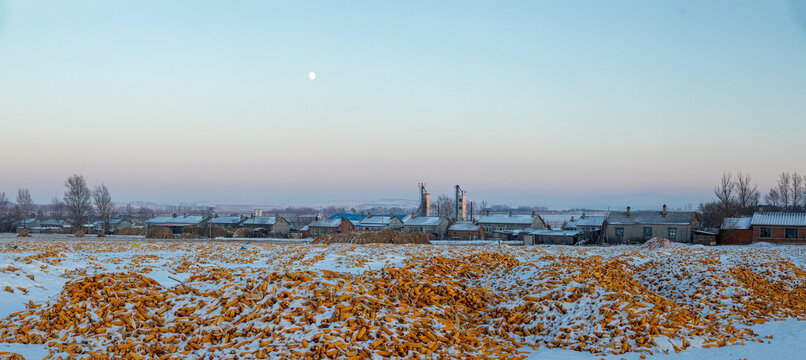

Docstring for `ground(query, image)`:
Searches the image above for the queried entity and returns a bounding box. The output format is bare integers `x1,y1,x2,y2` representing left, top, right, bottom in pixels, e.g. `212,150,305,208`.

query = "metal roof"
242,216,281,226
575,216,607,227
722,217,752,230
750,212,806,227
146,215,206,225
479,214,538,225
524,229,582,236
449,222,482,231
208,216,247,225
404,217,445,227
606,211,696,225
309,218,345,228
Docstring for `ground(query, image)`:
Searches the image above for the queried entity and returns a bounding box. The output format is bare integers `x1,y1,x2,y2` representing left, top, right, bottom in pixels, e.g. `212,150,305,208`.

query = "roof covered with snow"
538,214,581,226
449,222,482,231
751,212,806,227
242,217,281,226
607,211,696,225
524,229,583,237
209,216,247,225
357,216,401,227
575,216,607,227
722,217,752,230
146,215,206,225
309,218,345,228
404,217,445,227
479,214,538,225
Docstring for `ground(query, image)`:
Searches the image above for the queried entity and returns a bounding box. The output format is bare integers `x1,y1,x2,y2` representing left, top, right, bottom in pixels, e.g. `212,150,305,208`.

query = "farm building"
355,215,404,231
604,206,699,244
478,213,545,239
37,219,71,234
145,215,208,234
208,216,248,228
750,212,806,243
447,222,485,240
15,218,40,232
402,216,449,239
241,216,291,235
522,229,583,245
719,217,752,245
308,218,354,237
693,229,718,245
91,218,133,233
538,214,582,229
328,213,368,224
570,215,607,242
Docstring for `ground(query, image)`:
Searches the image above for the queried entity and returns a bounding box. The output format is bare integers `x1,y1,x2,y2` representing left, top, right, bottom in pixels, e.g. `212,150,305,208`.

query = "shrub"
146,227,175,239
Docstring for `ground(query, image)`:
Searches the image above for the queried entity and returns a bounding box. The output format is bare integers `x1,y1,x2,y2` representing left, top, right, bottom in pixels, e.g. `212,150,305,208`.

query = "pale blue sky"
1,1,805,209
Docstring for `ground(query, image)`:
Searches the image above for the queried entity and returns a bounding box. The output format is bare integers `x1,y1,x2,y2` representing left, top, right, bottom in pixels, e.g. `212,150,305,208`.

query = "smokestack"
662,204,668,217
626,207,631,218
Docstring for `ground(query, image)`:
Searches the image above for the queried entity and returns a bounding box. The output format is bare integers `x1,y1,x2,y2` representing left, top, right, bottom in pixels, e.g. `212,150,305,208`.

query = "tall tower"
455,185,467,221
417,183,431,217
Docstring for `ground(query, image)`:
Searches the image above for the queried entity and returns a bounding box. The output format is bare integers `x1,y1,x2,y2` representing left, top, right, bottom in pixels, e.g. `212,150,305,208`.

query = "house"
328,213,368,224
750,212,806,243
573,215,607,243
478,212,545,239
402,216,449,239
308,218,354,237
92,218,133,233
447,222,485,240
719,217,752,245
145,215,208,234
38,219,70,234
538,214,582,230
522,229,583,245
605,206,699,244
241,216,292,235
16,218,41,232
208,215,248,228
354,215,404,231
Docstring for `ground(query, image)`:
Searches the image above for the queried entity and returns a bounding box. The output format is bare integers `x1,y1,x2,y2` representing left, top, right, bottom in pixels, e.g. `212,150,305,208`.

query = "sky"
1,0,805,210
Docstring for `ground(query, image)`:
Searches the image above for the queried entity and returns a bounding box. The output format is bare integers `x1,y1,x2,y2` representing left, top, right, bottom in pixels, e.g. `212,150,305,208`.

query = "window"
786,228,798,239
643,227,652,237
668,228,677,240
615,227,624,237
760,227,771,238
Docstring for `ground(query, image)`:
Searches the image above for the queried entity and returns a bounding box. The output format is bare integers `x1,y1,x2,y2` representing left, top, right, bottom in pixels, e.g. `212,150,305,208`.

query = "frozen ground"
1,233,805,359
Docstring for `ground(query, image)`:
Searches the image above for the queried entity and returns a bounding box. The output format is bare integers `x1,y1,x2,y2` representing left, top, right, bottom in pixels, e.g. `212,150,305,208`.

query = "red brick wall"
719,229,752,245
752,226,806,243
448,228,484,240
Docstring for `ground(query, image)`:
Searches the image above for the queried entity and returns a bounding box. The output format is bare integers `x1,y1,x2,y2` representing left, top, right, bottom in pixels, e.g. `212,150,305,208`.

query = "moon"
308,72,316,80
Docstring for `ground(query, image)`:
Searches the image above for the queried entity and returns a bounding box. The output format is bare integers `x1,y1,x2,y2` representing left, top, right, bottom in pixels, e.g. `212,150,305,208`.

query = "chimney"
509,211,513,216
662,204,668,217
582,212,586,218
531,211,536,217
759,205,764,214
626,207,631,218
486,210,490,216
172,213,177,218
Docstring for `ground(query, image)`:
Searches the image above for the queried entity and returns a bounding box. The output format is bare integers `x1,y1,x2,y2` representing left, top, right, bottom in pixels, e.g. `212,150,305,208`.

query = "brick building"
750,212,806,243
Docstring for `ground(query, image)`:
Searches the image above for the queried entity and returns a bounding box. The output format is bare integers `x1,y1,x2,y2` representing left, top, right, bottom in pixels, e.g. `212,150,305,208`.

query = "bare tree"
714,172,735,217
93,184,114,233
15,189,34,228
64,174,93,232
434,194,456,220
791,172,804,211
0,192,8,222
765,188,782,208
777,172,792,209
51,197,66,219
734,172,759,214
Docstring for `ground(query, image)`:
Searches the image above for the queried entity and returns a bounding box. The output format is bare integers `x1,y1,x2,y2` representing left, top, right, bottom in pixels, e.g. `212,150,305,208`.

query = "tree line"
0,174,115,233
699,171,806,228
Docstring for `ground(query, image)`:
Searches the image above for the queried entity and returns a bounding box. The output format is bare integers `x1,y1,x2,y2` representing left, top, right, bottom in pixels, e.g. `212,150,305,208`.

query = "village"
2,181,804,247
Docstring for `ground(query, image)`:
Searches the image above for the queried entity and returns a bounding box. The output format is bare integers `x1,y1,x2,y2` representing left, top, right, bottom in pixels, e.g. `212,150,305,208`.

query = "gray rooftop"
607,211,696,225
242,216,281,226
751,212,806,227
209,216,247,225
479,214,538,225
309,218,345,228
146,215,207,225
722,217,752,230
404,216,445,227
574,216,607,227
448,221,482,231
524,229,582,236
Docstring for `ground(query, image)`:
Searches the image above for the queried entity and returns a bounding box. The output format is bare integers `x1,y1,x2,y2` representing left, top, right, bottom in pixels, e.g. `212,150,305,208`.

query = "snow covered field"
1,233,805,359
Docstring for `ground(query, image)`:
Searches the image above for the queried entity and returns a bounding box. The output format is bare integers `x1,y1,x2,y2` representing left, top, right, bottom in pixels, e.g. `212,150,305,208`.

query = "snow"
2,233,806,359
